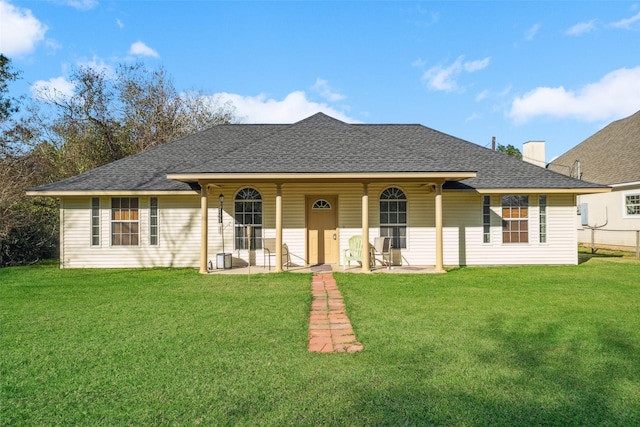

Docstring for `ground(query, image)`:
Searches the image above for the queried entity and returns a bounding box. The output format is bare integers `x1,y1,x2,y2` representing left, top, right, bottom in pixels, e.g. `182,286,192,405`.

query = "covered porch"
167,172,477,275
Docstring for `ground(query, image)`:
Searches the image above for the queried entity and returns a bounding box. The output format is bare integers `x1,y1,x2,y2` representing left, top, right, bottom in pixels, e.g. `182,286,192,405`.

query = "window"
502,195,529,243
111,197,139,246
234,188,262,250
380,187,407,249
91,197,100,246
539,195,547,243
150,197,159,246
482,195,491,243
625,194,640,216
312,199,331,210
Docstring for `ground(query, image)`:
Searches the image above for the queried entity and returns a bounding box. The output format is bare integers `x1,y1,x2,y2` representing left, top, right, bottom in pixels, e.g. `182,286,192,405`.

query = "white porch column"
199,184,209,274
275,184,283,272
361,183,370,273
435,182,444,272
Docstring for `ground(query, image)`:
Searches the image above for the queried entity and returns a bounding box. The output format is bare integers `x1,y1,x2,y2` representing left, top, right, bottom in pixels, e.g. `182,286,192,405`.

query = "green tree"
0,56,58,266
497,144,522,159
1,61,237,266
0,54,21,123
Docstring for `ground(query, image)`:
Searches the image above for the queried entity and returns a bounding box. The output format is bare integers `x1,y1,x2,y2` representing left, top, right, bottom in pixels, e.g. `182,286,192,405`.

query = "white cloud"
210,91,357,124
509,66,640,123
310,78,345,102
611,11,640,29
475,89,489,102
411,58,426,67
129,41,159,58
0,0,47,57
76,56,114,76
61,0,98,10
31,76,75,103
525,23,540,40
566,20,596,36
116,18,124,29
421,56,490,92
464,57,490,72
465,112,481,122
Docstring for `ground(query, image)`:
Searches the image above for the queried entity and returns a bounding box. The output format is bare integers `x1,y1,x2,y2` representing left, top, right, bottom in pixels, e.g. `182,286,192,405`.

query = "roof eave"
475,187,611,194
26,190,198,197
167,171,478,184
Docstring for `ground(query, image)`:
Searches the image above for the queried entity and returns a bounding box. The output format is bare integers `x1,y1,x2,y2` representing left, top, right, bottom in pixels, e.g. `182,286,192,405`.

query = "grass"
1,258,639,426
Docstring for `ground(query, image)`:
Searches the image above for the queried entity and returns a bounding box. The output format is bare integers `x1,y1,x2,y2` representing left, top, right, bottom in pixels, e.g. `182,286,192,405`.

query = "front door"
307,196,338,265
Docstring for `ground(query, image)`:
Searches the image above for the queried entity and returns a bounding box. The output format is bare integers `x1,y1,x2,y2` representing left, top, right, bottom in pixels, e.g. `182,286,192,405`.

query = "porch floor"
206,263,441,274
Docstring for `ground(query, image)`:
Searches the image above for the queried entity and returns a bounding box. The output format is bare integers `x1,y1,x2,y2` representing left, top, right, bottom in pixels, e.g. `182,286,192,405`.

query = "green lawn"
2,258,639,426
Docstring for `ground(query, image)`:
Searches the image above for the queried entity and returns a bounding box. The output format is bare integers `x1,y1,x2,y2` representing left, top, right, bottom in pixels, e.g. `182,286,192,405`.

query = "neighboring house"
28,113,609,272
548,110,640,251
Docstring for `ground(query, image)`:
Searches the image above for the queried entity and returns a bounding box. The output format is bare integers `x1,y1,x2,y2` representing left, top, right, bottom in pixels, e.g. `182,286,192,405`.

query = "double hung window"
111,197,139,246
625,194,640,216
502,195,529,243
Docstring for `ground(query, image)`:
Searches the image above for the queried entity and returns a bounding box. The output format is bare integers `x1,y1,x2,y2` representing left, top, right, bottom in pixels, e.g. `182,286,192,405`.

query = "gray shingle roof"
548,110,640,185
30,112,606,193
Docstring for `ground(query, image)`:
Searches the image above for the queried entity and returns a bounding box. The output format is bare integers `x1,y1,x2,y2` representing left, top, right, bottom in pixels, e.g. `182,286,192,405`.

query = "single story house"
548,110,640,251
28,113,609,273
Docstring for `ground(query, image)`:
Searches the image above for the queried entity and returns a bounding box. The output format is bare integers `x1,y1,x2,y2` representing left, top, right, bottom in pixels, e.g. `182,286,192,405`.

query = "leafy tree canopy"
497,144,522,159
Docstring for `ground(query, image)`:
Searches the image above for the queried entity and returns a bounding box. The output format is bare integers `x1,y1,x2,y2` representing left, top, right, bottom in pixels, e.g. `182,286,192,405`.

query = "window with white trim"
111,197,139,246
625,194,640,216
91,197,100,246
482,195,491,243
380,187,407,249
502,195,529,243
234,188,262,250
539,195,547,243
149,197,159,246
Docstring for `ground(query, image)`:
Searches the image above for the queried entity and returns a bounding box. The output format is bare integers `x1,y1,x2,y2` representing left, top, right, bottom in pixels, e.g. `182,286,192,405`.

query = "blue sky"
2,0,640,161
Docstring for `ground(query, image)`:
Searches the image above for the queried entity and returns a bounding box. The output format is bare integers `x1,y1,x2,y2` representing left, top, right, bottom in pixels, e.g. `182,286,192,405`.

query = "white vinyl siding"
576,188,640,249
58,188,580,268
60,195,202,268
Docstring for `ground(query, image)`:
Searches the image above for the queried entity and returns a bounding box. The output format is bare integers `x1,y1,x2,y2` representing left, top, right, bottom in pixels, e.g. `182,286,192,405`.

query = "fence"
578,228,640,259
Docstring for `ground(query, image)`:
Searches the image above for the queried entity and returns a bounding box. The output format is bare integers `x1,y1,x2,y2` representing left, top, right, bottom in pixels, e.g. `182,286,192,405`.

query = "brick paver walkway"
308,272,363,353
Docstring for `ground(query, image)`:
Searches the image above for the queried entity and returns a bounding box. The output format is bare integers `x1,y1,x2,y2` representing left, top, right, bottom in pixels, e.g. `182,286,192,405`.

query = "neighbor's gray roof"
30,112,607,193
548,110,640,185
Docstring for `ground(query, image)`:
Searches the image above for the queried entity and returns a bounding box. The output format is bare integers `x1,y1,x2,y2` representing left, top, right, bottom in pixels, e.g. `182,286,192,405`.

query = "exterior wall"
443,193,578,266
576,184,640,249
59,185,581,268
60,195,203,268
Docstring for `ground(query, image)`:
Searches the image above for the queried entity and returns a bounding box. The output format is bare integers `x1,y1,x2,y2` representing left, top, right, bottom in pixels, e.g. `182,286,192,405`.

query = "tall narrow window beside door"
380,187,407,249
234,188,262,250
482,195,491,243
91,197,100,246
539,195,547,243
149,197,159,246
